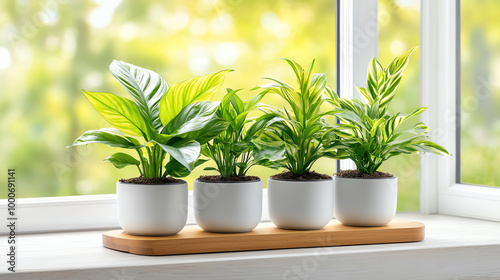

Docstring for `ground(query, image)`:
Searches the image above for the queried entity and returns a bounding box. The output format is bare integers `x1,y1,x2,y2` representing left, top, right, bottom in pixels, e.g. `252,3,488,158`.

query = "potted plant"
193,88,282,232
257,59,337,230
70,60,230,235
324,47,450,226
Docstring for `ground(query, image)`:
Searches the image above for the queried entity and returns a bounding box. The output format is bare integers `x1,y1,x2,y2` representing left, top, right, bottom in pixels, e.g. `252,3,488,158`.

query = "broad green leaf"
83,90,151,138
252,140,285,162
162,101,222,136
109,60,168,131
155,139,201,171
164,158,208,177
159,70,232,125
184,116,228,144
104,152,140,169
69,128,140,149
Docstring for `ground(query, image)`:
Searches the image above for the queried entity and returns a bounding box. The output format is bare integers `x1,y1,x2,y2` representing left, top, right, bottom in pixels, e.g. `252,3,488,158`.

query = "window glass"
0,0,335,198
379,0,421,211
460,0,500,187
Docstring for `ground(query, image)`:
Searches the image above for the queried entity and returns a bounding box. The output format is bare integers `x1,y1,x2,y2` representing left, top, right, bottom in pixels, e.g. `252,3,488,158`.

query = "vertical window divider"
335,0,378,172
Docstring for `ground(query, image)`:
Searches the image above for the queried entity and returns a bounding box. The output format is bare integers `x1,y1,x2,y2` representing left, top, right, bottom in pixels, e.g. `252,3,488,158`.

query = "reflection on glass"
461,0,500,187
379,0,421,211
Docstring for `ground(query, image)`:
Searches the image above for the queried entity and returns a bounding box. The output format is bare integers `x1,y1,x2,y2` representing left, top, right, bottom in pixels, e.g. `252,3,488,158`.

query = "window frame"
420,0,500,221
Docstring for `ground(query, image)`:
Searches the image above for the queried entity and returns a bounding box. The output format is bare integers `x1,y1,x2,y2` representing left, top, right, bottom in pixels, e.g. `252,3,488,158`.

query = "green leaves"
256,59,329,175
324,46,450,174
72,61,231,179
361,46,419,112
165,158,208,178
155,139,201,171
109,60,168,131
162,101,221,136
202,88,274,178
83,90,152,138
366,59,385,100
159,70,233,126
104,153,140,169
70,128,140,149
409,140,450,155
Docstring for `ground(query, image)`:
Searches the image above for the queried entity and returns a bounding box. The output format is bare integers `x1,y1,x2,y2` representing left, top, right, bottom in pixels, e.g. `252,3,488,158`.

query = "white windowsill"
1,213,500,279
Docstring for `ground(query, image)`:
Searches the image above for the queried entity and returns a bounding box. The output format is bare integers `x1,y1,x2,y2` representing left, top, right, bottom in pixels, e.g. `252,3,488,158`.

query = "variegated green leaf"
109,60,168,131
410,140,451,155
159,69,232,125
366,58,384,100
83,90,152,137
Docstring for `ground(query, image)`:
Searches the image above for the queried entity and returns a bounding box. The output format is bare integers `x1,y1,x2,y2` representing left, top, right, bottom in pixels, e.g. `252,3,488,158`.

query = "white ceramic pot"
268,178,334,230
116,181,188,236
334,175,397,226
193,179,262,233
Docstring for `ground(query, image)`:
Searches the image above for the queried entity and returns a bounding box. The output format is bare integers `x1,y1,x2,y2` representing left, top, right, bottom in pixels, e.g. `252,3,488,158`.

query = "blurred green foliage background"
2,0,494,212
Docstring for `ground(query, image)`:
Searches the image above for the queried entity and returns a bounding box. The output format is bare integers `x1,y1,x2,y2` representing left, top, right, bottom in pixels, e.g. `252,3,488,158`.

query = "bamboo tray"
102,219,424,256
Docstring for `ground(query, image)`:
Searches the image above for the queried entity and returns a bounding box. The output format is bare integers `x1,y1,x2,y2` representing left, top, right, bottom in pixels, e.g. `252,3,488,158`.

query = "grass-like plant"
256,59,334,175
201,89,283,178
70,60,230,179
324,47,450,174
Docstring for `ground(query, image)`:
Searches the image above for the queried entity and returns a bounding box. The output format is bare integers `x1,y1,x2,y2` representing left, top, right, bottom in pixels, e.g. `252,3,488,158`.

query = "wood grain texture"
102,219,424,256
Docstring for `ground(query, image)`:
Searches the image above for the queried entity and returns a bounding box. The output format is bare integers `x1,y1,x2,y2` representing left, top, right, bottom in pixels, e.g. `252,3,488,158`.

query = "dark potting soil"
335,169,393,179
119,176,185,184
270,171,332,181
197,175,261,182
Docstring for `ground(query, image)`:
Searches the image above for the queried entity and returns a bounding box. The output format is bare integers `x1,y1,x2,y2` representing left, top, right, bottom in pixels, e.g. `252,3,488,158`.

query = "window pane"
460,0,500,187
379,0,421,211
0,0,335,198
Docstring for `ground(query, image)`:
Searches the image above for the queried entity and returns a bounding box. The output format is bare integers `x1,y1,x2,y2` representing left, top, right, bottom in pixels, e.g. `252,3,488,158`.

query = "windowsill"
2,213,500,279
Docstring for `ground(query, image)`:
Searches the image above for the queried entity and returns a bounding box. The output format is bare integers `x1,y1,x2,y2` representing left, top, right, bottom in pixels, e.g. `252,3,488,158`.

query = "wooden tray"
102,219,424,256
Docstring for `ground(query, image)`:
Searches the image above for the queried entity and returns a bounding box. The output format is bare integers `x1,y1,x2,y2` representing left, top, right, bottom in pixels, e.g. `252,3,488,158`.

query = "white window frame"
420,0,500,221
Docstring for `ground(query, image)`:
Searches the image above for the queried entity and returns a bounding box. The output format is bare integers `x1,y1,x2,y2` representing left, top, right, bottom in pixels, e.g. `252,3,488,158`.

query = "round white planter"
193,179,262,233
334,175,397,226
116,181,188,236
268,178,334,230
